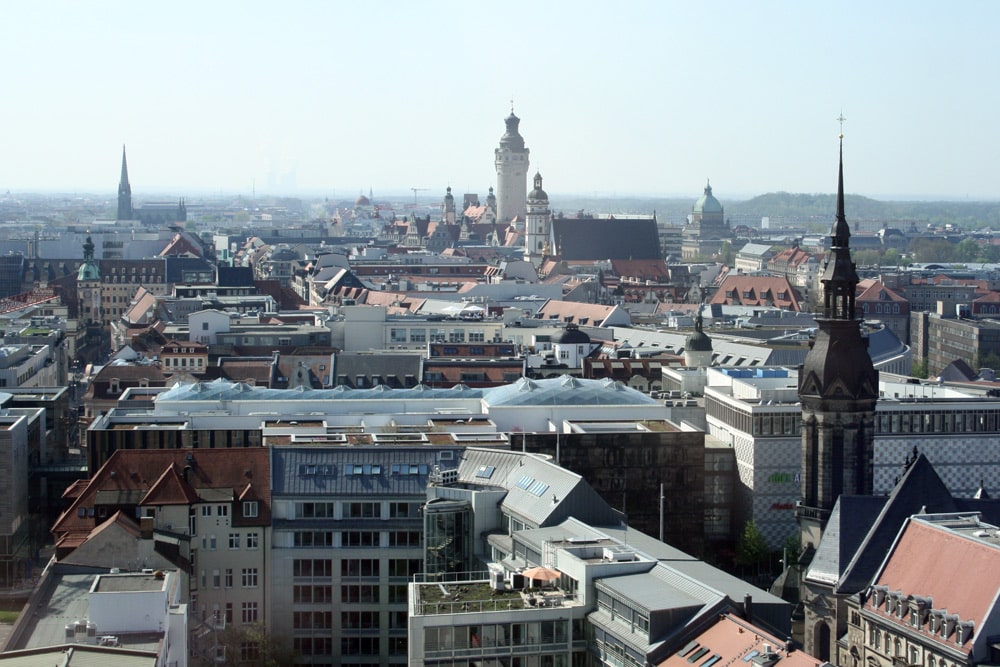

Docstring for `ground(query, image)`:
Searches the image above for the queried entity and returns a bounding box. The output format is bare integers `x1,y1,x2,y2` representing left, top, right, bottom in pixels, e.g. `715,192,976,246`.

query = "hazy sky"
2,1,998,201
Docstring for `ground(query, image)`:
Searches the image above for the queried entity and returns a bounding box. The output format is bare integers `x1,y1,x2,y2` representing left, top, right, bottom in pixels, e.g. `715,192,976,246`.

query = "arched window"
815,623,831,662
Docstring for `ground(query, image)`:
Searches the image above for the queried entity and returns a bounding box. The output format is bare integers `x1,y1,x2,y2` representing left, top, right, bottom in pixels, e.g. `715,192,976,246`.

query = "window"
345,502,381,518
389,559,421,578
342,531,379,547
240,642,260,662
340,559,378,578
201,506,212,517
224,569,233,588
229,533,240,549
341,611,379,630
246,532,259,549
217,505,228,517
389,531,421,547
294,559,334,578
389,502,418,518
341,584,380,603
294,531,335,547
241,601,258,624
296,502,335,518
294,585,332,603
212,570,221,588
242,568,258,588
243,501,258,518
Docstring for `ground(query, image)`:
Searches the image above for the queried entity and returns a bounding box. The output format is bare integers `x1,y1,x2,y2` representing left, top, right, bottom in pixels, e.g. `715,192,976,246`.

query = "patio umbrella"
522,566,560,582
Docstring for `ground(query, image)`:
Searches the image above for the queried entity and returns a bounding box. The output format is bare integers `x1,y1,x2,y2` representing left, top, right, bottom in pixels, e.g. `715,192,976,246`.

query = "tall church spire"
797,128,878,551
819,134,860,320
117,145,133,221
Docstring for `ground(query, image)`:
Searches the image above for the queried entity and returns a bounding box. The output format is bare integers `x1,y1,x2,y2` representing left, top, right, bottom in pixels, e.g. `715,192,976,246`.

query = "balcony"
414,580,578,616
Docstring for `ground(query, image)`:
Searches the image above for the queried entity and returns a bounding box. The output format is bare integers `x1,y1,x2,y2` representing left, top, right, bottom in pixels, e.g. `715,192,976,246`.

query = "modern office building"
705,366,1000,548
408,446,791,667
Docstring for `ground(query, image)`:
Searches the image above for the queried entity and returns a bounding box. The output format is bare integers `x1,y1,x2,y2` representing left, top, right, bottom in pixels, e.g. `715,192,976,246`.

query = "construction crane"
410,187,429,207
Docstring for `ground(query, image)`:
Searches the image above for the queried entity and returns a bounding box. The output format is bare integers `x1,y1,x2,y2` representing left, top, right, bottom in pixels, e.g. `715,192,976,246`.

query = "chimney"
744,593,753,623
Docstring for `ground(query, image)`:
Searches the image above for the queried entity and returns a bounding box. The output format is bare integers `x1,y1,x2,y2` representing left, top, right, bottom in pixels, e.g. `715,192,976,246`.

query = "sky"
1,1,998,201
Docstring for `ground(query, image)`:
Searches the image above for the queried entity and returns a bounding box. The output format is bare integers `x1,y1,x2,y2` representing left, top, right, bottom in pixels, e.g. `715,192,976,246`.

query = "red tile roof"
657,614,822,667
870,517,1000,633
53,448,270,550
856,280,908,304
708,275,802,311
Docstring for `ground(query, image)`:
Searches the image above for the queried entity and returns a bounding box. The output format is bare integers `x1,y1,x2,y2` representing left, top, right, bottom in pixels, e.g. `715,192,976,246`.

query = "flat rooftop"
93,572,167,593
12,573,165,653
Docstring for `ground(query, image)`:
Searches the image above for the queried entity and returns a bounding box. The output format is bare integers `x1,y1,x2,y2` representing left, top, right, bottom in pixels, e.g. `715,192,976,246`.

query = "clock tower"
494,108,529,223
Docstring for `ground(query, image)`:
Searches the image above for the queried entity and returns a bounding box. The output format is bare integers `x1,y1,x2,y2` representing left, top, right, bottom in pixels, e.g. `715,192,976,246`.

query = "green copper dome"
77,236,100,281
693,181,723,214
77,262,100,281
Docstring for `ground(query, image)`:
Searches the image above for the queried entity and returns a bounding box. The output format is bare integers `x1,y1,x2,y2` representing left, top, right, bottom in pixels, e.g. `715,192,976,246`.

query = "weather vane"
510,97,515,114
837,112,846,139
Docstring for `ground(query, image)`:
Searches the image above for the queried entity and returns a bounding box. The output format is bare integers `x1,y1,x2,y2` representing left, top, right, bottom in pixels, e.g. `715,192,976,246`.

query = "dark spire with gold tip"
797,124,879,541
819,133,860,320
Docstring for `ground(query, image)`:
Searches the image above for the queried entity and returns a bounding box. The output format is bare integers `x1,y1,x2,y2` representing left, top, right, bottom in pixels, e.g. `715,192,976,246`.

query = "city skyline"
2,1,998,201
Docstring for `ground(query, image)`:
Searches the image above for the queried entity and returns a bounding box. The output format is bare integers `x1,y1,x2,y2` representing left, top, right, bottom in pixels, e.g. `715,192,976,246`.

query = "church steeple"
796,128,878,550
117,145,133,221
819,135,860,320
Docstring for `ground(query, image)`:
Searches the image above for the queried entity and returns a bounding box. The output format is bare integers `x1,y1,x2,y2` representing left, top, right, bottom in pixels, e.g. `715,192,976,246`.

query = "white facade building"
705,366,1000,547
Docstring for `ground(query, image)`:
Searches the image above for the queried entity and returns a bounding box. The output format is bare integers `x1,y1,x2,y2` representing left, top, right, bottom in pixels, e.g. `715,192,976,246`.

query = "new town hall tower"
494,109,530,223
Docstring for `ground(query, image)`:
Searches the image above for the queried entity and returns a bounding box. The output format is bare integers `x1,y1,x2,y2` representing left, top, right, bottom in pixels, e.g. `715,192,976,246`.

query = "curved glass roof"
158,379,485,402
483,375,660,407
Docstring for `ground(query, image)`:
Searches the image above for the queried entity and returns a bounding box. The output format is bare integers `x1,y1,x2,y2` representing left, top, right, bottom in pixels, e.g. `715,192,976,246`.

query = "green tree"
718,241,735,267
910,359,929,379
216,623,295,667
853,249,882,268
976,352,1000,373
782,533,802,565
956,238,980,263
736,520,769,574
908,238,956,263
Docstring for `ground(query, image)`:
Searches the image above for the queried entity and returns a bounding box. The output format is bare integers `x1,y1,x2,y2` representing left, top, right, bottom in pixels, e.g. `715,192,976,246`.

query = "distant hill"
731,192,1000,230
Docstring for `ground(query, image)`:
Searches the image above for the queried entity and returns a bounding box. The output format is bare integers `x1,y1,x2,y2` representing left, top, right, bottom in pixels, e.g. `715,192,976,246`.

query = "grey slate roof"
810,454,1000,595
458,449,624,528
271,446,455,497
805,495,884,587
835,455,965,594
551,217,661,261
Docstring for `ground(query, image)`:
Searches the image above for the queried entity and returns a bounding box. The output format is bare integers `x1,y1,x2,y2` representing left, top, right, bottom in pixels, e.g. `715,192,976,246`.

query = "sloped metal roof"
271,447,456,496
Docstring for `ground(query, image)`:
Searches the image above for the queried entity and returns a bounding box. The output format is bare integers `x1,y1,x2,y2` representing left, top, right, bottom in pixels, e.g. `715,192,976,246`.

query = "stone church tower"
494,109,529,223
117,145,133,221
796,136,878,552
523,172,550,266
